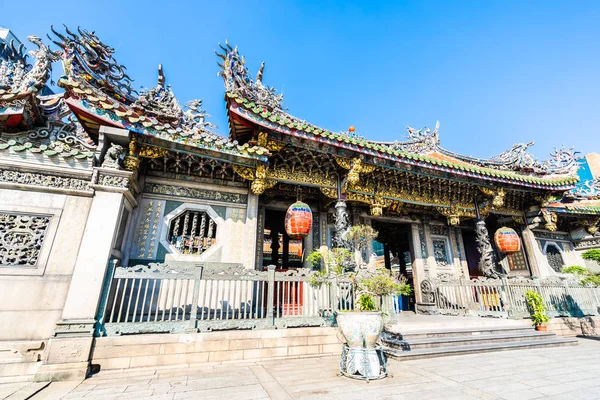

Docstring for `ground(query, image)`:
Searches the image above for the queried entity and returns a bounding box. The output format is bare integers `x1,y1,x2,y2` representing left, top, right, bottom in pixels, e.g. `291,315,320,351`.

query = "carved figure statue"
102,143,124,169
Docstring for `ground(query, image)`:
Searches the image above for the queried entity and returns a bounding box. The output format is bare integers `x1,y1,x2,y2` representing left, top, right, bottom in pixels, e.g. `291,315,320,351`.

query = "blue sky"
2,0,599,159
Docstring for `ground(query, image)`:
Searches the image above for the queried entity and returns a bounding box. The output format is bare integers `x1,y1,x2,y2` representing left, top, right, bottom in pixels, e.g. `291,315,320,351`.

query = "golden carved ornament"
269,166,337,188
257,132,285,152
128,135,138,156
541,209,558,231
480,187,506,207
335,157,376,187
123,155,140,171
122,136,141,171
233,165,277,195
354,181,473,210
369,195,393,216
233,165,255,181
139,145,169,159
257,132,268,147
581,218,600,235
437,204,476,226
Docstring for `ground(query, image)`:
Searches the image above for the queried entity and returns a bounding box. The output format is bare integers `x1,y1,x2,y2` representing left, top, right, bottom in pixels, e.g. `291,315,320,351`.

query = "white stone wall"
0,188,92,340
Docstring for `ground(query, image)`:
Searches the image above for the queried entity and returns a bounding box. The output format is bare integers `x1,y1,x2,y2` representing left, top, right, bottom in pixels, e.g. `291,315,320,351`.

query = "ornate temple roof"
50,26,269,164
0,32,94,163
0,35,60,130
217,43,580,190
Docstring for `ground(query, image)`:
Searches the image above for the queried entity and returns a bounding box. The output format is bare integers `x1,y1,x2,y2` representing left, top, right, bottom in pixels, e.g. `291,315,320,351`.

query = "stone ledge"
91,328,342,371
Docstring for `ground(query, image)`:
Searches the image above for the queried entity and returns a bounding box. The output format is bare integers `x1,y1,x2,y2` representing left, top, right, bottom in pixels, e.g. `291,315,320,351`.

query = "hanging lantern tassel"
285,201,313,240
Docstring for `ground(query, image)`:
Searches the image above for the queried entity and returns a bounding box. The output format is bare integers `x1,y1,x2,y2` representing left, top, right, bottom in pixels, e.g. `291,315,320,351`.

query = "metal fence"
97,263,373,336
425,276,600,319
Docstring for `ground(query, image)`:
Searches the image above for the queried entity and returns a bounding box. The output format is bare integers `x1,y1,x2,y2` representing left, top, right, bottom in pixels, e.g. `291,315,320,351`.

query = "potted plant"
525,290,549,331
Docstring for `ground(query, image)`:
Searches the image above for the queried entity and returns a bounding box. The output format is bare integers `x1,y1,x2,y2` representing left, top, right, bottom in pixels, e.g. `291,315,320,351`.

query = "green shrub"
562,265,588,276
582,249,600,262
357,294,377,311
525,290,549,326
561,265,600,287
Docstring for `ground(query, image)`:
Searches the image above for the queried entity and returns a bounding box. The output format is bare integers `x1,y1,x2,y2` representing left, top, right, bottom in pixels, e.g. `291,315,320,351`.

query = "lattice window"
0,213,51,266
432,237,451,267
168,210,216,255
545,243,564,272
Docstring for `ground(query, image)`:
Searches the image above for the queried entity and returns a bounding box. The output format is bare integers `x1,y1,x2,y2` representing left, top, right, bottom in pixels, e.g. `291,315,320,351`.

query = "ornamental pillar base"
416,303,438,315
34,337,93,382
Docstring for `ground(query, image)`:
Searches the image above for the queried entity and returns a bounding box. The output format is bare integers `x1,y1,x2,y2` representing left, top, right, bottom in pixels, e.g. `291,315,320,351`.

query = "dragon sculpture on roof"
216,42,283,110
0,35,58,94
49,25,137,102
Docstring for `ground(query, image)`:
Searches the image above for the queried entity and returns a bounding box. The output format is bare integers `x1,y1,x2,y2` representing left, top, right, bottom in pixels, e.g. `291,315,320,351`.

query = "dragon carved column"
475,219,500,278
334,201,351,249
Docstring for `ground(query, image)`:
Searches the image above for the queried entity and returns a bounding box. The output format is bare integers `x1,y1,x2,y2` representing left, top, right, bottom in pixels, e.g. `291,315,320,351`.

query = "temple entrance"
370,220,415,311
262,209,305,269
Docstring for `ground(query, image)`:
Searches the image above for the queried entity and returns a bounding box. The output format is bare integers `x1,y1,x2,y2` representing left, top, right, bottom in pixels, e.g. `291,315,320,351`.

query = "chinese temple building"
1,27,600,380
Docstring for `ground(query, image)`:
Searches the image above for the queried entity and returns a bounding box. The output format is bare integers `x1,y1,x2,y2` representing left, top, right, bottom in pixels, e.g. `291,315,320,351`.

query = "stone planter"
336,311,387,380
336,311,384,348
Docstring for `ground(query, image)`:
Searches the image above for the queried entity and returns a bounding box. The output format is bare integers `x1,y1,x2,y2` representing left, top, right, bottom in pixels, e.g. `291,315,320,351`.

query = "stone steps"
382,327,578,360
396,326,534,340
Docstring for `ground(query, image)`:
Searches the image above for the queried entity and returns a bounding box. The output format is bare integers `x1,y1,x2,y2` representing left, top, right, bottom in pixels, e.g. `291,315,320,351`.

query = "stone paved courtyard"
4,338,600,399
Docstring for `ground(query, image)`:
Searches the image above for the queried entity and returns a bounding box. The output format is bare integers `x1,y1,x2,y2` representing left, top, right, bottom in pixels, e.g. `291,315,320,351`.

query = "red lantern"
494,227,521,253
285,201,312,240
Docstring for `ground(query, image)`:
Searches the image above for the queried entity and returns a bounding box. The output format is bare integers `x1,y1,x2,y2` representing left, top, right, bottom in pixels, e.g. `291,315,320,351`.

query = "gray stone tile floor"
4,338,600,399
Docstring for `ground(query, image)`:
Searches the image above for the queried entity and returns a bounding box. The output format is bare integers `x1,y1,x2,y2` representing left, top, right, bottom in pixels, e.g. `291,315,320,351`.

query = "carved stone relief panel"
0,213,50,266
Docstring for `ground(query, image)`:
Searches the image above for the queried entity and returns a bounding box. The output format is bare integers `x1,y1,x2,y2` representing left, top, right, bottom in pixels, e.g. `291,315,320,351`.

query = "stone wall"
0,188,92,380
90,328,341,371
549,316,600,337
0,188,92,341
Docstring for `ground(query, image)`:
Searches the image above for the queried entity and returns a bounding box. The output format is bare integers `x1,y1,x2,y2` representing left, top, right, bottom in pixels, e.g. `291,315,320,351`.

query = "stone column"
410,223,425,304
423,223,438,278
36,167,139,381
521,226,542,277
243,193,259,270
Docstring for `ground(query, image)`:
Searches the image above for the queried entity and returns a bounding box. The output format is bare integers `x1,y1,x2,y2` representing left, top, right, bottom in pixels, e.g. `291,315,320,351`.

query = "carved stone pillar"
409,223,425,304
475,218,501,278
36,166,139,381
521,226,542,277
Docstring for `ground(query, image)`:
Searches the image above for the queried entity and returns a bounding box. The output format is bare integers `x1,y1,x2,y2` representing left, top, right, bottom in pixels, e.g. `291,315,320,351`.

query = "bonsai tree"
355,269,413,311
524,290,549,329
308,224,412,312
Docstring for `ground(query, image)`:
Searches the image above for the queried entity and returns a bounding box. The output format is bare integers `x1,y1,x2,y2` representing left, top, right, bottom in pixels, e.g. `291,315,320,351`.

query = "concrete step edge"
384,338,579,360
383,331,557,347
388,326,534,337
